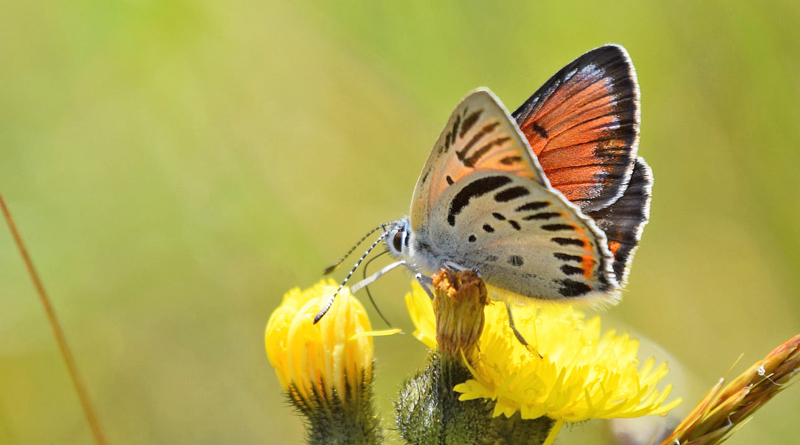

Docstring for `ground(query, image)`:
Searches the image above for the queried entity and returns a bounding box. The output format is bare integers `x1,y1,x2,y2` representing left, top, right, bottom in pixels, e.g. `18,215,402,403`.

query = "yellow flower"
405,282,681,427
266,279,375,409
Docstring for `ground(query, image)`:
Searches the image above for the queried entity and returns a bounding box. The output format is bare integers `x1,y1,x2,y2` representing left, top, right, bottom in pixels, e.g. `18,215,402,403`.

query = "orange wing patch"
513,45,640,213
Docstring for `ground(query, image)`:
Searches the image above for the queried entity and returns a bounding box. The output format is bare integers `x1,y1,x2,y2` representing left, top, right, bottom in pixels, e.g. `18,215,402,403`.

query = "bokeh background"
2,1,799,443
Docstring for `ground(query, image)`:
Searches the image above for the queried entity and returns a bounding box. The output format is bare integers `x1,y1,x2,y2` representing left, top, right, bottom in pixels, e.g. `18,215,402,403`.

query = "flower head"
431,269,489,359
266,279,374,411
661,333,800,445
405,281,681,424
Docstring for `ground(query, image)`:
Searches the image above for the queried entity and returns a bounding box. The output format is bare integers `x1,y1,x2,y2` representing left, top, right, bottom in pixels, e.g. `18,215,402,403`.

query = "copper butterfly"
315,44,652,328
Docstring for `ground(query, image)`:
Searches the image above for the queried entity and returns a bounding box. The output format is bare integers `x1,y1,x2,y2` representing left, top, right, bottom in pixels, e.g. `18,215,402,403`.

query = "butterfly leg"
442,261,483,279
442,260,469,272
350,260,407,294
505,302,542,358
414,273,435,300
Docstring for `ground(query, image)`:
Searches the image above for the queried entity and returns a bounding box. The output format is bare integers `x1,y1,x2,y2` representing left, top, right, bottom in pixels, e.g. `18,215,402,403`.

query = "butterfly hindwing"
512,44,640,213
410,89,549,232
422,170,618,303
586,157,653,284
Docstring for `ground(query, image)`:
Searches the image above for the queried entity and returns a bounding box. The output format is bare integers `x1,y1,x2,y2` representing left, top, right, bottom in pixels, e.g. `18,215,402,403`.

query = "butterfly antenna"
314,229,393,323
323,222,393,275
361,250,395,329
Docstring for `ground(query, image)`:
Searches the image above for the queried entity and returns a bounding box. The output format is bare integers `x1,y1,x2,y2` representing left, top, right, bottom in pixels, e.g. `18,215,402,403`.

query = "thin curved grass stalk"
660,334,800,444
0,191,108,445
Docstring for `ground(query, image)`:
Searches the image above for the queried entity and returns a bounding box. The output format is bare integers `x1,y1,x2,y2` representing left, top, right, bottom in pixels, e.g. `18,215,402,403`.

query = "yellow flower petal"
266,280,375,408
405,282,681,422
405,284,437,349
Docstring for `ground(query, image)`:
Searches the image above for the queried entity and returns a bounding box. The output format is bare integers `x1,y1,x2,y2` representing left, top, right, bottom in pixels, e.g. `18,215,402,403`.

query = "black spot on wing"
508,220,521,230
531,122,548,138
500,155,523,165
507,255,524,267
516,201,550,212
541,224,574,232
554,252,582,263
457,121,500,162
461,137,511,167
446,175,454,185
522,212,560,221
448,175,512,226
485,254,499,262
447,114,461,151
459,109,483,138
483,224,494,233
468,235,476,243
560,264,584,276
492,212,506,220
495,186,530,202
557,279,592,297
552,237,586,247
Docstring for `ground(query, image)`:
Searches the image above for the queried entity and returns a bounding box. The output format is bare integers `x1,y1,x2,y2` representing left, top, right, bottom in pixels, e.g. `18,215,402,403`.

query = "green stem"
395,353,493,444
289,370,383,445
485,412,556,445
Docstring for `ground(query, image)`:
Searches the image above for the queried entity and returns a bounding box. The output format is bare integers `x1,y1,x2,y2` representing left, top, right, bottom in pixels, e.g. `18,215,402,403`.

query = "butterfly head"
385,217,411,259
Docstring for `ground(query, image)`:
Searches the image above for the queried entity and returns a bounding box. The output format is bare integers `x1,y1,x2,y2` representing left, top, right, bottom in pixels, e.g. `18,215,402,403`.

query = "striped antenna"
323,222,393,275
314,227,394,323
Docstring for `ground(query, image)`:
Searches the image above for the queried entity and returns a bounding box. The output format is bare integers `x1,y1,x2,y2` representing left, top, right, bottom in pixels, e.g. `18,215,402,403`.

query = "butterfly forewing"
423,170,618,303
513,45,640,213
410,89,548,232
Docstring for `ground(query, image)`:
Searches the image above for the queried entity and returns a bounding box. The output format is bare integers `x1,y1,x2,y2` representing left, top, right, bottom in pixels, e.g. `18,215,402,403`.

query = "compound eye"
392,231,403,252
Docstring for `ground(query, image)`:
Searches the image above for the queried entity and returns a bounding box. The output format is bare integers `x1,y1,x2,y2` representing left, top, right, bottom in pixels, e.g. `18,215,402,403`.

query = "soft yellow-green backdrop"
2,1,799,443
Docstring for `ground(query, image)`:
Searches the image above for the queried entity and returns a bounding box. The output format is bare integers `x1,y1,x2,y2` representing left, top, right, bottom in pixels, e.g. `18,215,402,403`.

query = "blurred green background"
2,0,799,443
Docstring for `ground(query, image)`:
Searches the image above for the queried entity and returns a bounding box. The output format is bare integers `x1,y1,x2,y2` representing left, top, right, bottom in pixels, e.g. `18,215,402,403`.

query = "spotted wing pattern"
512,44,640,213
585,157,652,284
423,170,618,303
410,89,549,232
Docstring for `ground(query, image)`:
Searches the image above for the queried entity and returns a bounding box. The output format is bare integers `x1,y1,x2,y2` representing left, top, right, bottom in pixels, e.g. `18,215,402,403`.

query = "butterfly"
315,44,652,328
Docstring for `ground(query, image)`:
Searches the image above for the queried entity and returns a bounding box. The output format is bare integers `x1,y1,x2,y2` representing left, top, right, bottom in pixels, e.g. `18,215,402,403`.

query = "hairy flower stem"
395,270,557,444
294,376,383,445
485,413,555,445
395,353,493,445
